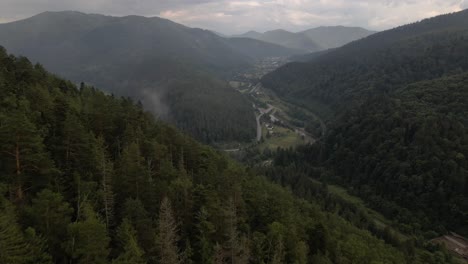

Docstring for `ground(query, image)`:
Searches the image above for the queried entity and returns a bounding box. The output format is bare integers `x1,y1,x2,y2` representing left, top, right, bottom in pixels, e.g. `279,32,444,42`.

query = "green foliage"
157,197,181,264
262,9,468,116
323,74,468,234
66,203,110,264
261,7,468,245
0,97,54,201
0,47,430,263
24,228,53,264
113,219,146,264
165,75,256,144
24,189,73,258
0,198,30,264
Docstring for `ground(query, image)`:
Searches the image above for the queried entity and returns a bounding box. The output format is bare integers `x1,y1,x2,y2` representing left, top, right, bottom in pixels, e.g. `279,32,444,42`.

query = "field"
258,125,307,150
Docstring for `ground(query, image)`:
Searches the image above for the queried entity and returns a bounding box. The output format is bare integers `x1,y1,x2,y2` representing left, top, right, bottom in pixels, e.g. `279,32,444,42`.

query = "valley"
226,57,325,153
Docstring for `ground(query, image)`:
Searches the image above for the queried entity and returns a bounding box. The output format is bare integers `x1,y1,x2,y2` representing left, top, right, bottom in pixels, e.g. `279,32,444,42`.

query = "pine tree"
24,227,53,264
194,207,215,263
113,218,146,264
66,203,110,264
122,198,156,254
0,196,30,264
157,197,181,264
224,198,249,264
0,98,53,201
116,142,146,202
95,136,115,230
25,189,73,259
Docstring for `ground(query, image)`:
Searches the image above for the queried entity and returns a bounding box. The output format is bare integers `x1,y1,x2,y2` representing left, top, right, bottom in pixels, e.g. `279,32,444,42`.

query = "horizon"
1,0,467,34
0,10,379,36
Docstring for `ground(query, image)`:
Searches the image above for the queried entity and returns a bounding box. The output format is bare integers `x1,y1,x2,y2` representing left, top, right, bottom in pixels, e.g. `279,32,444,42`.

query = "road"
255,105,274,142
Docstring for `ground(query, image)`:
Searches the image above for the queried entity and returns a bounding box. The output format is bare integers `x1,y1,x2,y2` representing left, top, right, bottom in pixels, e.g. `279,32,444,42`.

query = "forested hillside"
0,47,444,263
262,10,468,117
268,72,468,239
324,74,468,235
0,11,292,143
258,9,468,248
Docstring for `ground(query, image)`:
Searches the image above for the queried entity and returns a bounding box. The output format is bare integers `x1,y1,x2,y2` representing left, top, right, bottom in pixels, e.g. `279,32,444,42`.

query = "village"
228,57,321,150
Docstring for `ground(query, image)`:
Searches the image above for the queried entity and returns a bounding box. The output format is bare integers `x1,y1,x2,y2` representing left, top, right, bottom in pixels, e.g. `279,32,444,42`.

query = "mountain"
301,26,377,49
0,11,298,144
262,9,468,117
259,29,323,52
235,26,375,52
236,30,263,39
261,10,468,235
0,46,445,264
226,37,304,59
235,29,321,52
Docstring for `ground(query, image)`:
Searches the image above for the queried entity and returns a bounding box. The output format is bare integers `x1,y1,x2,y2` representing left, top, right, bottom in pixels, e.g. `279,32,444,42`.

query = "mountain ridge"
234,25,376,52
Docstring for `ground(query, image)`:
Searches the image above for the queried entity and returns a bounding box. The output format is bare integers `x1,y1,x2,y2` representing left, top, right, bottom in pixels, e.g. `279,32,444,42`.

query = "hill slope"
262,10,468,117
324,73,468,235
0,46,440,264
261,10,468,236
271,73,468,237
0,11,299,143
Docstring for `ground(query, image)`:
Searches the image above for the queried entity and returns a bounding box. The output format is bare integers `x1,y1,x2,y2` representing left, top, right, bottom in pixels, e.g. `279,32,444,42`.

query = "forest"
259,9,468,242
264,73,468,242
261,10,468,117
1,47,452,264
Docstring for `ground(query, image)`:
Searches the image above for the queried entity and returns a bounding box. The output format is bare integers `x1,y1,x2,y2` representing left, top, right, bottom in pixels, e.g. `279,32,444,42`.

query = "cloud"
157,0,467,33
0,0,466,33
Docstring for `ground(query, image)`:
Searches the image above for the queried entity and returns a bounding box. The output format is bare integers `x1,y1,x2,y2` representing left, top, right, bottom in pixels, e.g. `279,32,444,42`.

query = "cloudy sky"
0,0,467,34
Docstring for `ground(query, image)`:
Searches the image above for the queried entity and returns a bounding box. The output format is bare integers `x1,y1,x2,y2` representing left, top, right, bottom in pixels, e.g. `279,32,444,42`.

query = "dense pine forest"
2,47,454,264
267,73,468,236
259,10,468,241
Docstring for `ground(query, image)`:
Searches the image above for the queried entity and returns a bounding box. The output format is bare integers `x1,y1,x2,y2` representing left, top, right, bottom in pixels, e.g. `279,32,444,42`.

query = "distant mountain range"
234,26,376,52
0,11,302,143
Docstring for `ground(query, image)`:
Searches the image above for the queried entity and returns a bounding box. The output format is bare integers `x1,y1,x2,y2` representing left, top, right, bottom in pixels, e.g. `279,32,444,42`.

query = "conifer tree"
157,197,181,264
0,98,53,201
113,218,146,264
95,136,115,230
0,195,30,264
66,203,110,264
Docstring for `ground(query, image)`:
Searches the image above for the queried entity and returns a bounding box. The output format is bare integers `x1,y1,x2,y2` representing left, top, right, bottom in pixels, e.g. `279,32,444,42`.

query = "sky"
0,0,467,34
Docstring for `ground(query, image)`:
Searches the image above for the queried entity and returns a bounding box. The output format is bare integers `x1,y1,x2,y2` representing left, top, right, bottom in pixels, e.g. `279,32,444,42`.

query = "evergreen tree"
25,189,73,259
113,218,146,264
0,98,53,201
194,207,215,263
24,227,53,264
0,195,30,264
95,136,115,230
157,197,181,264
66,203,110,264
